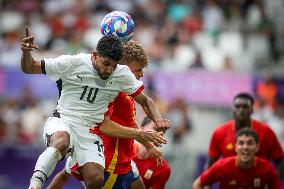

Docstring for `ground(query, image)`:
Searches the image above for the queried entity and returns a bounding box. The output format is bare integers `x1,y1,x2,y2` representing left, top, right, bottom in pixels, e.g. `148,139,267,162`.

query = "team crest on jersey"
228,179,237,185
144,169,153,179
226,143,234,150
253,178,261,187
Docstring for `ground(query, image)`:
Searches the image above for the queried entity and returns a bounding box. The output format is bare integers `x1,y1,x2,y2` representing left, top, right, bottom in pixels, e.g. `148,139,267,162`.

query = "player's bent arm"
133,93,170,132
46,169,71,189
133,93,161,122
21,51,42,74
100,117,167,145
192,177,203,189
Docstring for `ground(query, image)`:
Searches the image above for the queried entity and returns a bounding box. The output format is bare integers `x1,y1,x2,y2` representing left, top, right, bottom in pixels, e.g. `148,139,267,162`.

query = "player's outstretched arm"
133,93,170,132
21,27,42,74
100,117,168,146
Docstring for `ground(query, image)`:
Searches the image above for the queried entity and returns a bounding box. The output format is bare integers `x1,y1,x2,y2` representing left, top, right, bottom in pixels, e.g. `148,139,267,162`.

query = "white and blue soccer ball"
100,11,135,43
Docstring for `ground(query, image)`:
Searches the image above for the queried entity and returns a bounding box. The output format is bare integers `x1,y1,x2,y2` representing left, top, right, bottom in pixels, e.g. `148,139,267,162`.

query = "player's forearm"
140,96,162,123
136,138,154,150
100,119,142,140
21,51,36,73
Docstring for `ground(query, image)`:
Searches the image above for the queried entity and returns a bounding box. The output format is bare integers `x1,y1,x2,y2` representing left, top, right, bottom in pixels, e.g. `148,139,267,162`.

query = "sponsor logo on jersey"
254,178,261,187
226,143,234,150
229,179,237,185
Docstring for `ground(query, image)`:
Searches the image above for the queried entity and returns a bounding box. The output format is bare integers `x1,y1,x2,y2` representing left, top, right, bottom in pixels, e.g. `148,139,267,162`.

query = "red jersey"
104,92,137,174
208,119,283,160
132,155,171,189
200,156,283,189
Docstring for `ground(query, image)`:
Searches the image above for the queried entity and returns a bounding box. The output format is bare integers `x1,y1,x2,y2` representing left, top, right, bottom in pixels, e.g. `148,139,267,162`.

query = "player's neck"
235,119,251,131
236,156,255,170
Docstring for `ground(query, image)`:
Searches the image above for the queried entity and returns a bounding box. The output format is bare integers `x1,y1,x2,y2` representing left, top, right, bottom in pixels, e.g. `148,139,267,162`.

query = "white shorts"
131,160,140,181
43,117,105,168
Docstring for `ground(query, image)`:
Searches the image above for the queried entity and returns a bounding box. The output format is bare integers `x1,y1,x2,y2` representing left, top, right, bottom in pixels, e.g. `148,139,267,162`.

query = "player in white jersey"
21,28,170,189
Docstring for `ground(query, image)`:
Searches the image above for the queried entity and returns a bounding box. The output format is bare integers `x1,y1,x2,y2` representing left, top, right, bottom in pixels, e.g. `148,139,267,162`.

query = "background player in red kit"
132,117,171,189
47,40,163,189
207,93,284,178
193,128,283,189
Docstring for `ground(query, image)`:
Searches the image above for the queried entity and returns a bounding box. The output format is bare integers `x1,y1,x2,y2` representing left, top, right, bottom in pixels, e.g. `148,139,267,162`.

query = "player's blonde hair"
122,40,149,67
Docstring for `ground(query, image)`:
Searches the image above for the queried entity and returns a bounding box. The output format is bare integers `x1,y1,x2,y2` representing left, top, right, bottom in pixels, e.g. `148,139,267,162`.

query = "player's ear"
92,51,97,60
255,143,260,153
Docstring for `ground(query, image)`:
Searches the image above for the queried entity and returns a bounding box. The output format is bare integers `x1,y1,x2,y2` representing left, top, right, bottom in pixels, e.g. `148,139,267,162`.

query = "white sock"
30,147,63,185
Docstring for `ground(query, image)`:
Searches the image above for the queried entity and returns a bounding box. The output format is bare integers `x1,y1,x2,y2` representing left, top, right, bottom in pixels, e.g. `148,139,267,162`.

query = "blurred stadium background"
1,0,284,188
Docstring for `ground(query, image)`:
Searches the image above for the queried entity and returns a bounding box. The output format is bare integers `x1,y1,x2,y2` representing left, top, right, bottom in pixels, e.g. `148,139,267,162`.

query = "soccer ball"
100,11,135,43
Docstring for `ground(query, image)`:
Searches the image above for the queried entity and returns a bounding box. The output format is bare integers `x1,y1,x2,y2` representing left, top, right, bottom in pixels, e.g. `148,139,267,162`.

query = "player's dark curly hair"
96,35,123,61
235,127,259,144
233,92,254,106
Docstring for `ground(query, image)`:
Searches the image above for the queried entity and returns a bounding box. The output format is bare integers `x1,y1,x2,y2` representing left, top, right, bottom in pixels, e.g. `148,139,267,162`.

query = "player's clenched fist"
154,117,170,132
21,27,39,52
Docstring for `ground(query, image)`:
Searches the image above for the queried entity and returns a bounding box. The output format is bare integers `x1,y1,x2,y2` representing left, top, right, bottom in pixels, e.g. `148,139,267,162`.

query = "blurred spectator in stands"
19,99,44,144
182,8,203,37
167,0,191,23
256,75,278,110
190,51,204,69
18,85,36,110
0,118,7,143
166,97,192,143
224,1,242,32
266,99,284,148
202,0,224,37
0,11,23,69
222,55,234,71
1,98,21,144
253,96,274,123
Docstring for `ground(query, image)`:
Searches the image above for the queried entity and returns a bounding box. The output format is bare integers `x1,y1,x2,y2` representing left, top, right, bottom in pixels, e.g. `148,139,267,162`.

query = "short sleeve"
43,55,74,81
265,127,284,160
199,160,222,186
121,69,144,96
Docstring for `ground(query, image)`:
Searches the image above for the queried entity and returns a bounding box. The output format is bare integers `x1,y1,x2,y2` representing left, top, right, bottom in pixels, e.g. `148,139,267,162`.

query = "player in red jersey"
47,40,162,189
132,117,171,189
193,128,283,189
207,93,284,178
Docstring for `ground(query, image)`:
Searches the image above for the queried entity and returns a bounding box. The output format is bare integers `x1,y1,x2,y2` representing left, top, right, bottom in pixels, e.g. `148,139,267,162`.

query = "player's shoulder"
214,120,234,133
251,119,271,129
71,53,92,64
255,157,275,169
162,160,171,173
49,53,91,66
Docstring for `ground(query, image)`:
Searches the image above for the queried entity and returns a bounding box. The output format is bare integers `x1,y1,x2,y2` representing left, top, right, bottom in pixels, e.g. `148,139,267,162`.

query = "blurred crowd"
1,0,284,72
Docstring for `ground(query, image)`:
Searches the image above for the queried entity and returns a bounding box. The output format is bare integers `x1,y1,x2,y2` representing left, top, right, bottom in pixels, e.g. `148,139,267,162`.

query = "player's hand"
148,145,163,167
21,27,39,52
139,130,168,147
154,117,170,132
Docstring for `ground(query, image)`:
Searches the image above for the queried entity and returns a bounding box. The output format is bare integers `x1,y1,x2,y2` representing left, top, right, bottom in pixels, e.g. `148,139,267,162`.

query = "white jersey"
42,53,143,126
